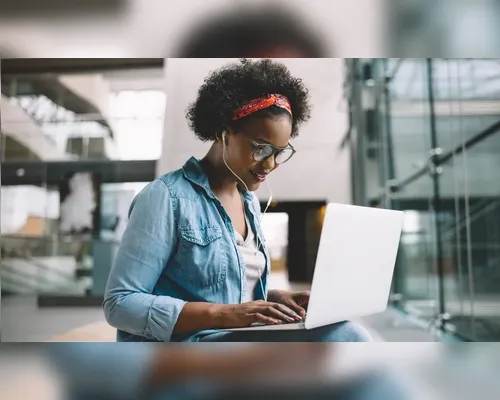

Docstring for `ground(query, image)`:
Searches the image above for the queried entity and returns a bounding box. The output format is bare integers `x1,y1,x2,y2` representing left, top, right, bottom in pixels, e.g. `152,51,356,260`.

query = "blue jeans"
193,321,373,342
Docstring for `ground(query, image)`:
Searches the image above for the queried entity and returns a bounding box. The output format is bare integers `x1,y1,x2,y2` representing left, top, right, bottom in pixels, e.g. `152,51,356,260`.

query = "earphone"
222,131,273,210
222,131,248,192
221,130,271,301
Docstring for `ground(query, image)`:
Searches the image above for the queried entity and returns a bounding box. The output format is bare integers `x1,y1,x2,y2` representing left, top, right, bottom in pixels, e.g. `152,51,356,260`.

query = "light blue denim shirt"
103,157,270,342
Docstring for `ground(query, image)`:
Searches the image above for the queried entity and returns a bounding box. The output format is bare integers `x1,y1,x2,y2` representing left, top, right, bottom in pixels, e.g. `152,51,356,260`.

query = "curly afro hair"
186,59,311,141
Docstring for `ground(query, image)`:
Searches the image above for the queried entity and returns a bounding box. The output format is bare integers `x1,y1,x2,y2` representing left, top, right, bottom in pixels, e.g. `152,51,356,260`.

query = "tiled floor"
1,273,444,342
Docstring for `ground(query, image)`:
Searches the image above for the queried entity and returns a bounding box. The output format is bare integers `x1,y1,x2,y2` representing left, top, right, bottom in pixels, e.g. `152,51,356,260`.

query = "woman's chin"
249,182,262,191
244,181,261,192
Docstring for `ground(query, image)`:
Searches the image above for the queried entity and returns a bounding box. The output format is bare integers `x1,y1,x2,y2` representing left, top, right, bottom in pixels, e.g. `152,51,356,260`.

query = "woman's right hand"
213,300,303,328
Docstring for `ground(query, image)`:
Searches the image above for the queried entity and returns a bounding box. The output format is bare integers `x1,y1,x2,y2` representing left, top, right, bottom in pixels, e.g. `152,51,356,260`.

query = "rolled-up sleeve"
104,179,187,342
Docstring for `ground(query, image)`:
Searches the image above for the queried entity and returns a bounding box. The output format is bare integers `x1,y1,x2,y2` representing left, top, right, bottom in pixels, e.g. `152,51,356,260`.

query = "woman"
104,59,372,342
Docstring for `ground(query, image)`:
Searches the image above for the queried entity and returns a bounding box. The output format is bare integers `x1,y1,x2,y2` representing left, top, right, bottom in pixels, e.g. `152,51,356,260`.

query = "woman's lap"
194,321,373,342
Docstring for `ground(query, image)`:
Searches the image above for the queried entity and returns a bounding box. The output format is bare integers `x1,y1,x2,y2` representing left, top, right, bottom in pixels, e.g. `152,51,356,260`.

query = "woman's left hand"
267,290,310,318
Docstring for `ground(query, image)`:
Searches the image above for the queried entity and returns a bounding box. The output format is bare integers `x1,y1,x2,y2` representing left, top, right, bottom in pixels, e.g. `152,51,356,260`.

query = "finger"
253,313,280,325
285,301,306,317
261,305,296,323
271,303,302,320
296,290,311,302
295,291,311,308
298,299,309,311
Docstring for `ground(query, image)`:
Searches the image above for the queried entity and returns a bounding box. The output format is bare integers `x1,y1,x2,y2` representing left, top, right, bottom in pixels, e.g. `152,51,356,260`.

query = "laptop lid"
305,203,404,330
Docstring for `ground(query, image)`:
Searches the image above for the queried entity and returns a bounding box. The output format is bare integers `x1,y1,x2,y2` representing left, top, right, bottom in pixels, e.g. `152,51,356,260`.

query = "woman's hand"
213,300,304,328
267,290,310,318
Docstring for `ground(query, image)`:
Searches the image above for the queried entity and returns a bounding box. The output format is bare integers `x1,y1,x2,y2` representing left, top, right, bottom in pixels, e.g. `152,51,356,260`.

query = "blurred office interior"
1,58,499,342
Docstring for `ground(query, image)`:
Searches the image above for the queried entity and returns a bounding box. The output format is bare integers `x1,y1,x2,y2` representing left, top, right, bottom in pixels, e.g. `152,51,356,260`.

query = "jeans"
193,321,373,342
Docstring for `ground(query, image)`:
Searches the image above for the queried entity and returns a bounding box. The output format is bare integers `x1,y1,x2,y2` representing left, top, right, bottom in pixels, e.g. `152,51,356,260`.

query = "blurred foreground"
1,0,500,57
0,343,499,400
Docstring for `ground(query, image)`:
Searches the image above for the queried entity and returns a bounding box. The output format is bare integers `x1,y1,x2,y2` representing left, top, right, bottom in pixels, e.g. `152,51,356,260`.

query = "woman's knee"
320,320,373,342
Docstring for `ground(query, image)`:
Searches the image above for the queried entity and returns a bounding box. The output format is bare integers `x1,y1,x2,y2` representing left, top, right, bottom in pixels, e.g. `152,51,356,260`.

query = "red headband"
232,94,292,120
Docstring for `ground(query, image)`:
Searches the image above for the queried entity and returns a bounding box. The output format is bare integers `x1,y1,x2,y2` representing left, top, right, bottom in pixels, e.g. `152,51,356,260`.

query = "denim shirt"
103,157,270,342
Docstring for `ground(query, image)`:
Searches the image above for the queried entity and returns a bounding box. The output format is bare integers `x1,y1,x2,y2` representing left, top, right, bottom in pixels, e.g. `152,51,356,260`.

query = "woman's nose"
261,154,276,171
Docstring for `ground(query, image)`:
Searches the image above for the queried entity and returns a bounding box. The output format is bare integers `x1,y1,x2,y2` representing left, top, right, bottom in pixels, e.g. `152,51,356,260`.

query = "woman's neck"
200,144,240,197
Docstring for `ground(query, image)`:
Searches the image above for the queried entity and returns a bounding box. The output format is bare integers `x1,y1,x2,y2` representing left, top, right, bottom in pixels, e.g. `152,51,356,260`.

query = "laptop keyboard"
251,317,305,327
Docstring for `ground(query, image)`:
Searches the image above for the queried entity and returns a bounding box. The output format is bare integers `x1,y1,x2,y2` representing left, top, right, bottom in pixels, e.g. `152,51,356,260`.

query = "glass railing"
346,58,500,341
1,235,119,296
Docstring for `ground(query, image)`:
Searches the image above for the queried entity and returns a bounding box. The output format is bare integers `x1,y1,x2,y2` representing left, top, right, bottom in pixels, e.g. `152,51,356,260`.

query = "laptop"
222,203,404,331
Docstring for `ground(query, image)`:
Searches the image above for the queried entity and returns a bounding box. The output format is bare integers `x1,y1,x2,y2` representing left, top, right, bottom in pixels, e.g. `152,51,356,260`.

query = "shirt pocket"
177,225,227,288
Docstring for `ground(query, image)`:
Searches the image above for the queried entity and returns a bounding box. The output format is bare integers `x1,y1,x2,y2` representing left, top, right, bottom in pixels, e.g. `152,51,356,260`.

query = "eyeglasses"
240,134,296,165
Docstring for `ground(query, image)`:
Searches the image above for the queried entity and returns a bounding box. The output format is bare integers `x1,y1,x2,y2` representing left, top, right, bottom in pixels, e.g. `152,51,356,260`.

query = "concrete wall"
157,58,351,204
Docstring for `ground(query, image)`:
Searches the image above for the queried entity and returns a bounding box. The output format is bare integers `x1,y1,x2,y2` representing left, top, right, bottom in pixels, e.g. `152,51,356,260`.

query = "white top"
234,214,266,302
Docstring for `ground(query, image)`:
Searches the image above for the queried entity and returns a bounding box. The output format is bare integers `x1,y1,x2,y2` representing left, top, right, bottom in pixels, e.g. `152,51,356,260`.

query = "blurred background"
1,57,499,343
1,0,500,57
0,0,374,57
1,342,500,399
2,2,500,399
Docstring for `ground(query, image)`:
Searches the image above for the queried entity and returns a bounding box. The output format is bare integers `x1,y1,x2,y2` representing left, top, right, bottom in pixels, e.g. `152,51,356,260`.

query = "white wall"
157,58,351,203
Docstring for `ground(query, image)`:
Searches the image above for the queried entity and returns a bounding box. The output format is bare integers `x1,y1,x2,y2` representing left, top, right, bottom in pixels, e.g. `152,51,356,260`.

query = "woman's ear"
216,129,228,142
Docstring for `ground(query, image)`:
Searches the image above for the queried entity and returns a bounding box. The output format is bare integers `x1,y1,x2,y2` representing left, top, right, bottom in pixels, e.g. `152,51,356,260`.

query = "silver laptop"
223,203,404,331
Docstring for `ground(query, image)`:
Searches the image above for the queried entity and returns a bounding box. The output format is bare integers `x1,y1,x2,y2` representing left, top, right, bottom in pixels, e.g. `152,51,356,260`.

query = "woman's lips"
250,171,267,182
